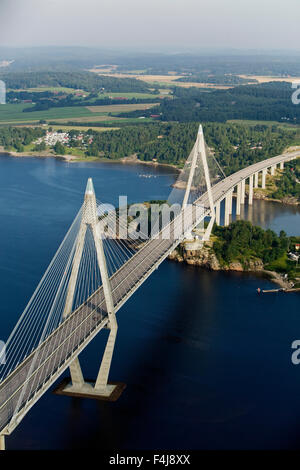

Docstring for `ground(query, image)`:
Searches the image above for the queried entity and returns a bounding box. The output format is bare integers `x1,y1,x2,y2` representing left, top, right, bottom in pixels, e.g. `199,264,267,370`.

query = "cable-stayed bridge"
0,125,299,450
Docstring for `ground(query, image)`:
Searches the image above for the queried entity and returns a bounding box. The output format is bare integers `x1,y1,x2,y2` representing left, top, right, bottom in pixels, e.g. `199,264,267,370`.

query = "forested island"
169,220,300,289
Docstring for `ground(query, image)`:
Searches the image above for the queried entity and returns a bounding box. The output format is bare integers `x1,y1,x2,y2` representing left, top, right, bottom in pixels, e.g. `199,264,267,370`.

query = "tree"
53,141,66,155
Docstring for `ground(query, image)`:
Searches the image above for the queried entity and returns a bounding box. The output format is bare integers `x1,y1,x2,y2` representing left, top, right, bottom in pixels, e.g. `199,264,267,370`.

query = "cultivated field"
89,70,233,89
0,104,104,123
238,75,300,84
0,102,157,124
50,125,119,132
86,103,158,113
7,87,86,94
97,92,162,99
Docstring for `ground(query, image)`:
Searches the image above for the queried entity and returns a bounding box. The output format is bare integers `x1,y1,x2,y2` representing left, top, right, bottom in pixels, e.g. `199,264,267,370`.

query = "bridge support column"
215,201,220,225
224,194,230,226
54,178,125,402
69,357,85,388
241,179,245,204
0,435,5,451
236,183,241,216
248,175,253,205
254,172,258,188
228,190,233,215
95,317,118,392
280,161,284,170
271,164,276,176
262,169,267,189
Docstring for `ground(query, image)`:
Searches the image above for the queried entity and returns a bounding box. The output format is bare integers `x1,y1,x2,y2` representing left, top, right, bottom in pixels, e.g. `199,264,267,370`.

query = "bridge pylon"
182,124,216,246
54,178,125,401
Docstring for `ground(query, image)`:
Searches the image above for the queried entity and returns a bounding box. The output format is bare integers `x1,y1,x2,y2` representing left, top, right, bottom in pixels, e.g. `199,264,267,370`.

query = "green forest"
119,82,300,124
0,126,46,152
0,71,150,93
83,122,296,174
271,159,300,201
212,220,289,265
175,73,257,85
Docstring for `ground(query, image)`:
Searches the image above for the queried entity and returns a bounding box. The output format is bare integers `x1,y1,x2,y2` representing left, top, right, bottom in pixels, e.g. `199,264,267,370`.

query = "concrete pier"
262,169,267,189
241,179,245,204
215,200,220,225
236,182,241,216
248,174,253,205
228,190,233,215
224,194,231,226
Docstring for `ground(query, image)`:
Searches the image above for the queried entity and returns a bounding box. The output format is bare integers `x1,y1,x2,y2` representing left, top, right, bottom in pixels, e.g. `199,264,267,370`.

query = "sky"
0,0,300,52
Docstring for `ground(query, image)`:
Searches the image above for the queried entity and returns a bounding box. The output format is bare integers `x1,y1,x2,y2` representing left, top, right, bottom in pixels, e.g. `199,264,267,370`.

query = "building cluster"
35,131,69,146
288,243,300,262
35,131,94,148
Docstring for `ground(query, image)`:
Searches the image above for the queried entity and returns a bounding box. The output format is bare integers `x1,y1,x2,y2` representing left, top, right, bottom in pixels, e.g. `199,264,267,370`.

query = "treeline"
22,95,161,113
119,82,300,124
0,71,150,93
85,123,198,165
271,160,300,201
203,122,295,175
212,220,289,265
83,122,296,174
0,127,46,152
175,73,257,85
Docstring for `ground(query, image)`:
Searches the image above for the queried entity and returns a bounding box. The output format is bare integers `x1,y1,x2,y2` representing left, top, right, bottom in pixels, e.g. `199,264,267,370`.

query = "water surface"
0,155,299,450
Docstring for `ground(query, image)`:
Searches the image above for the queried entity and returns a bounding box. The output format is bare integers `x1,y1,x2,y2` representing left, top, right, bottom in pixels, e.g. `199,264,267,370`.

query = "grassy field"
0,104,106,123
86,103,158,113
50,125,119,132
228,119,300,129
98,92,164,99
238,75,300,84
89,70,232,89
0,102,157,124
7,86,86,94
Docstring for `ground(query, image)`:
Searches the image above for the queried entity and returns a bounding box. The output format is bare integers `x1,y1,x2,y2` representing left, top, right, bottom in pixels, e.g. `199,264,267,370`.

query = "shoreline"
169,255,294,290
0,149,298,205
0,148,181,171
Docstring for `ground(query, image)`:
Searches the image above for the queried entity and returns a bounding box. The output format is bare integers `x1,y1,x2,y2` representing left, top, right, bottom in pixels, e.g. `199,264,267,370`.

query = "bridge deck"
0,150,298,433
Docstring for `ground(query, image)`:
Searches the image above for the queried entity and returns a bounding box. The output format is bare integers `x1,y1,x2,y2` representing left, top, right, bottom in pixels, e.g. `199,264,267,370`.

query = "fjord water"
0,154,300,450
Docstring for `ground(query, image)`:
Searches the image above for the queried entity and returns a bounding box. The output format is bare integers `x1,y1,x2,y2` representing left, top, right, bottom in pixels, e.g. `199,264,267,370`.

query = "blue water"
0,155,300,450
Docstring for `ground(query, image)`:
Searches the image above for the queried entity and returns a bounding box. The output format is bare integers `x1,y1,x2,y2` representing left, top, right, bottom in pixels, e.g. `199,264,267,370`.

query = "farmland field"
98,92,164,99
0,102,157,124
86,103,158,113
50,125,120,132
0,104,105,123
89,70,233,89
7,86,86,94
238,75,300,84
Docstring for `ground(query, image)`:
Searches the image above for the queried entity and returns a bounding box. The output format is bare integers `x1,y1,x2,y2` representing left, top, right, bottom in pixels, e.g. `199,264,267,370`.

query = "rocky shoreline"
168,241,294,289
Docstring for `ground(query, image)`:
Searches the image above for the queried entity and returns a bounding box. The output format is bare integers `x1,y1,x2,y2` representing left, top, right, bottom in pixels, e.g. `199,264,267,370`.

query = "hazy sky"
0,0,300,51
